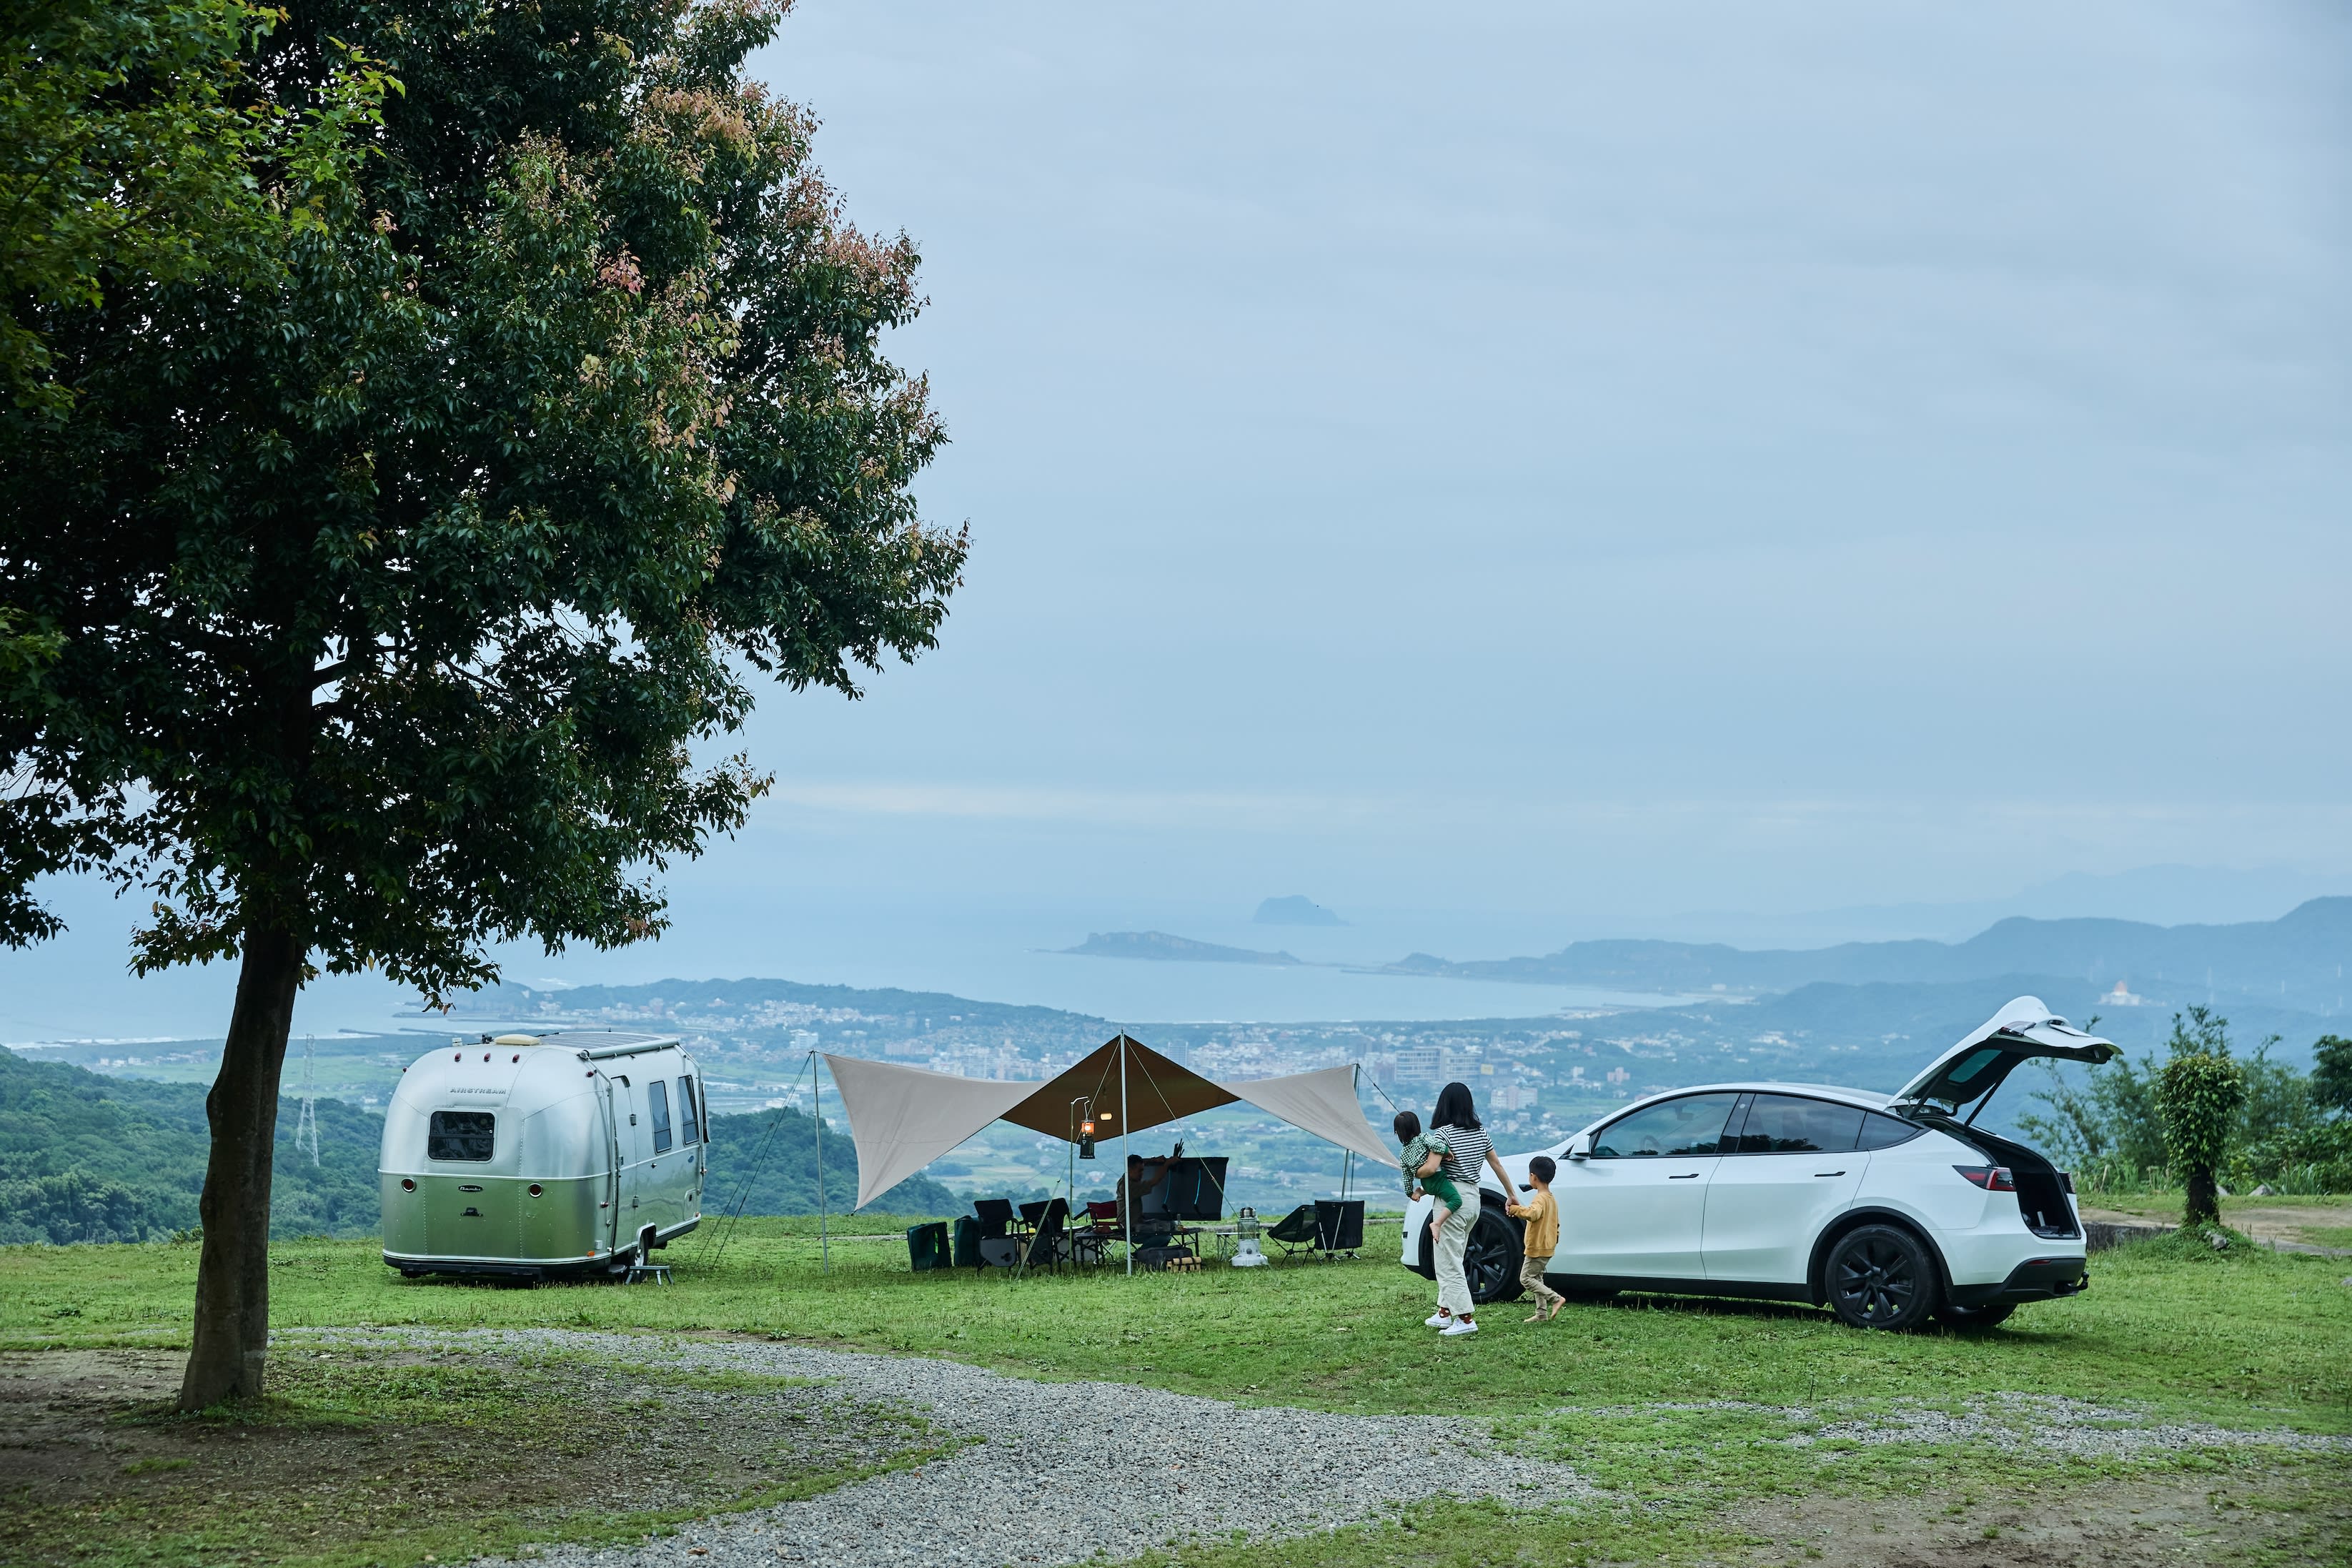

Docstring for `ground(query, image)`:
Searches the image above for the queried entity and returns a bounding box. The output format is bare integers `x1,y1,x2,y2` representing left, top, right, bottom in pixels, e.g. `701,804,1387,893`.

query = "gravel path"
305,1329,1584,1568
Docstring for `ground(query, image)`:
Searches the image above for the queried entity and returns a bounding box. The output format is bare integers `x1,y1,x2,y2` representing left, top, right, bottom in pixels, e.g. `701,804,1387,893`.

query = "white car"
1399,996,2116,1330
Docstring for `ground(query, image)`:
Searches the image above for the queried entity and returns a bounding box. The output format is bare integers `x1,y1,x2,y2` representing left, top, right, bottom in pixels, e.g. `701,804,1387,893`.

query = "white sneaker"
1424,1311,1453,1329
1440,1317,1479,1336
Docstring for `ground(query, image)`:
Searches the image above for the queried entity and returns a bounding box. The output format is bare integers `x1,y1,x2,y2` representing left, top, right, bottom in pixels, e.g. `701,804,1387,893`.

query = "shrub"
2156,1012,2247,1227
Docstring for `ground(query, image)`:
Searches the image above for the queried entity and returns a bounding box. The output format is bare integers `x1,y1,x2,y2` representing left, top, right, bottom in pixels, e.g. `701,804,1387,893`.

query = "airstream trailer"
379,1031,708,1279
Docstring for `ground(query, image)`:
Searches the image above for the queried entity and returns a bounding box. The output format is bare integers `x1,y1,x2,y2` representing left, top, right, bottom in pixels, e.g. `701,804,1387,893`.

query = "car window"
677,1076,699,1144
1856,1111,1922,1149
426,1110,496,1161
1591,1093,1741,1158
647,1079,673,1153
1729,1094,1865,1154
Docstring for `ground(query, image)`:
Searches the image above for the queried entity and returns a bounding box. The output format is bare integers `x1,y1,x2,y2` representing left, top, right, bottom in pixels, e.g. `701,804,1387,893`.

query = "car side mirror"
1564,1134,1592,1162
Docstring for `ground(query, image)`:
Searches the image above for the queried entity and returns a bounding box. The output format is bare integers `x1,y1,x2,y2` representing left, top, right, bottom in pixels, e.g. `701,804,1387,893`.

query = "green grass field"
5,1222,2349,1567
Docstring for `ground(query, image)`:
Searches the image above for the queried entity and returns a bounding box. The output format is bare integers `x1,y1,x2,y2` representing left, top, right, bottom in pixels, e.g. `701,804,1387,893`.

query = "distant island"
1059,931,1305,966
1254,895,1346,927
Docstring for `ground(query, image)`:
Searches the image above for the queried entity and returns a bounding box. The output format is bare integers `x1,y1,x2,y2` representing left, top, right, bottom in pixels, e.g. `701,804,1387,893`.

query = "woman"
1417,1080,1513,1336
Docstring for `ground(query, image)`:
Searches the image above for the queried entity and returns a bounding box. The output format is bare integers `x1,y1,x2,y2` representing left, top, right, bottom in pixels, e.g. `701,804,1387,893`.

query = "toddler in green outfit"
1394,1109,1460,1250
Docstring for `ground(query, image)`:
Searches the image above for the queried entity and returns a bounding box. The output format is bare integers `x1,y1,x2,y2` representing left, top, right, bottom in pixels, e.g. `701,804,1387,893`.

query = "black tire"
1932,1301,2017,1331
1824,1224,1942,1331
1414,1226,1436,1281
1464,1204,1524,1305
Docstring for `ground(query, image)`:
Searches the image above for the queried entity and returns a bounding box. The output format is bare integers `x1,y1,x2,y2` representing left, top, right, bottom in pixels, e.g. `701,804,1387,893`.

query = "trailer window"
427,1111,497,1161
647,1080,673,1153
678,1076,699,1144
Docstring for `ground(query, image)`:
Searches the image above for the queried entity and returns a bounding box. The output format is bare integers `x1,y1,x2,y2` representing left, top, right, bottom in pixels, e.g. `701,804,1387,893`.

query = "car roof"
1629,1081,1895,1108
1550,1082,1901,1125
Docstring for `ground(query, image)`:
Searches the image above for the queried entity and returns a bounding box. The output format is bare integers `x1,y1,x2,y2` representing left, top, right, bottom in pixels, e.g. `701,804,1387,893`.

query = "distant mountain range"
1057,931,1303,966
1384,897,2352,1016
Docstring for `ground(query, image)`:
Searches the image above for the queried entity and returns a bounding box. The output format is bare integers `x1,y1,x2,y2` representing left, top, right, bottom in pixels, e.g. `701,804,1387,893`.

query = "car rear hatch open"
1889,996,2118,1242
1887,996,2118,1121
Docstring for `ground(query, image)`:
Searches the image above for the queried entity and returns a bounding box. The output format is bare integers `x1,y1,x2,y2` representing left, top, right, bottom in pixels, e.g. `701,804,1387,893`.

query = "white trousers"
1434,1185,1480,1316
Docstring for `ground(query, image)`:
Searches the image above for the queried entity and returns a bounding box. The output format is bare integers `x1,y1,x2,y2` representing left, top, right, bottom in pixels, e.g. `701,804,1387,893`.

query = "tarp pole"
811,1051,829,1274
1121,1037,1132,1276
1340,1063,1359,1202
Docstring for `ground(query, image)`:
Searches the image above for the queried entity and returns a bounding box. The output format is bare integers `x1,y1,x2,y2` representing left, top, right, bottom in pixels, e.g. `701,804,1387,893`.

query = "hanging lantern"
1078,1118,1097,1159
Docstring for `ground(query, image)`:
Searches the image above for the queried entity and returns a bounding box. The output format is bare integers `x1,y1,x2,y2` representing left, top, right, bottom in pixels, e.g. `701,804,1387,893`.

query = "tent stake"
810,1051,829,1274
1121,1037,1132,1276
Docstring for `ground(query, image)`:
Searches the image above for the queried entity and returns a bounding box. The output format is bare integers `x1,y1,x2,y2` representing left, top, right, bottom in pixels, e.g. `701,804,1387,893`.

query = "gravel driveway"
309,1329,1584,1568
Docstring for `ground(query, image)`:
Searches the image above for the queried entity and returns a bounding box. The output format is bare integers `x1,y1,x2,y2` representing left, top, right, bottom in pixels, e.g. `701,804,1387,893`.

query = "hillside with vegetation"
0,1051,958,1246
0,1049,377,1244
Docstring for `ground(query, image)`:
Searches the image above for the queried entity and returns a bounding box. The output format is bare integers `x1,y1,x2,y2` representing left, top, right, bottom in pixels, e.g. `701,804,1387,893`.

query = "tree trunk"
177,926,306,1411
2181,1166,2220,1229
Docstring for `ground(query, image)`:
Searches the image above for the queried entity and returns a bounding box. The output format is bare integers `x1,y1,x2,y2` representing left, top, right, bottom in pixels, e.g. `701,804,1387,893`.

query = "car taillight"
1953,1164,2016,1191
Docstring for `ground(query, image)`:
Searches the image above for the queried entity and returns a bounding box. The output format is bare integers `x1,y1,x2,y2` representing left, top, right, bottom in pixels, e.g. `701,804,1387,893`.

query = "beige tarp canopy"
824,1034,1399,1210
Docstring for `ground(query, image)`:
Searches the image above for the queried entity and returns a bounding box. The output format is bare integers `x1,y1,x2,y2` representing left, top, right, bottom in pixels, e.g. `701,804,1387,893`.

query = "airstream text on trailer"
379,1031,707,1279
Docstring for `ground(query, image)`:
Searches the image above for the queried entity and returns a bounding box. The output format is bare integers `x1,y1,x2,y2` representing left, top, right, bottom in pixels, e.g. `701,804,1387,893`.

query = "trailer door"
597,1073,625,1256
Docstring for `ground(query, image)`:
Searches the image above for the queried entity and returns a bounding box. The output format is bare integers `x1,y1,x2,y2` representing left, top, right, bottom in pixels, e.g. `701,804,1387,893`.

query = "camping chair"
970,1199,1018,1270
1069,1201,1121,1266
1314,1199,1366,1258
1013,1197,1069,1276
1265,1203,1321,1258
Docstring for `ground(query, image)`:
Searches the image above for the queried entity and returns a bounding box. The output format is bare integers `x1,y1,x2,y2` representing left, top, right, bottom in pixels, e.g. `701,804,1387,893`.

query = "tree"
0,0,964,1409
0,0,382,412
2313,1036,2352,1117
2155,1006,2247,1227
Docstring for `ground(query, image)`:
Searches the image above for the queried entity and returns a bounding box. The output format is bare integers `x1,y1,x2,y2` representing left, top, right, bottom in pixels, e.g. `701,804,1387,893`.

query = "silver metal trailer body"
379,1031,707,1279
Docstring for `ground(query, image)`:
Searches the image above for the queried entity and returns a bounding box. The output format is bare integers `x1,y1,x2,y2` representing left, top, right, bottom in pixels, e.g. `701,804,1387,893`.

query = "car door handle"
1668,1173,1699,1180
1814,1170,1846,1178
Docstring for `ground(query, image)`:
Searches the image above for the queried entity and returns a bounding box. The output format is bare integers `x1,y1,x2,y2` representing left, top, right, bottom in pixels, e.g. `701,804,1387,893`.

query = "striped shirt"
1434,1123,1492,1186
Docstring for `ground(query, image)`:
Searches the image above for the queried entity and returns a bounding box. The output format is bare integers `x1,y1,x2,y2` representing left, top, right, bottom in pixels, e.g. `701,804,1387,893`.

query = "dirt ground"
2080,1199,2352,1256
0,1346,938,1568
1723,1463,2351,1567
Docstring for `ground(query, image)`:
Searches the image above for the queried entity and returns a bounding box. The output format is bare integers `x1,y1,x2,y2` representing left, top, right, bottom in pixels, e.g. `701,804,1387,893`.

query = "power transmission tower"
294,1033,321,1166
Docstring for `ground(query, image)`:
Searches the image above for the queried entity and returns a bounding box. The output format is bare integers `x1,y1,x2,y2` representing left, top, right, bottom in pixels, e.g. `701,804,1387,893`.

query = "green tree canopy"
1,0,965,1408
2313,1036,2352,1117
0,0,384,412
2155,1006,2248,1228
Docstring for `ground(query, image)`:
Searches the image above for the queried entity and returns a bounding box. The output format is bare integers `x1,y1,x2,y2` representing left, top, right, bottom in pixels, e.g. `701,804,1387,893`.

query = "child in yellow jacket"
1507,1155,1565,1321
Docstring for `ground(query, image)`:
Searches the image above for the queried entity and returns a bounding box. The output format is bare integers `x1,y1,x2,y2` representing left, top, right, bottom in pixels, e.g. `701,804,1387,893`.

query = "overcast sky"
726,0,2352,916
9,0,2351,1035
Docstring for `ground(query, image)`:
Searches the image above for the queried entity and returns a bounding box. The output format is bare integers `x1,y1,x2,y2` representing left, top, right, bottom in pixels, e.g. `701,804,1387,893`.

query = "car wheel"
1465,1205,1524,1305
1825,1224,1941,1331
1932,1301,2016,1331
